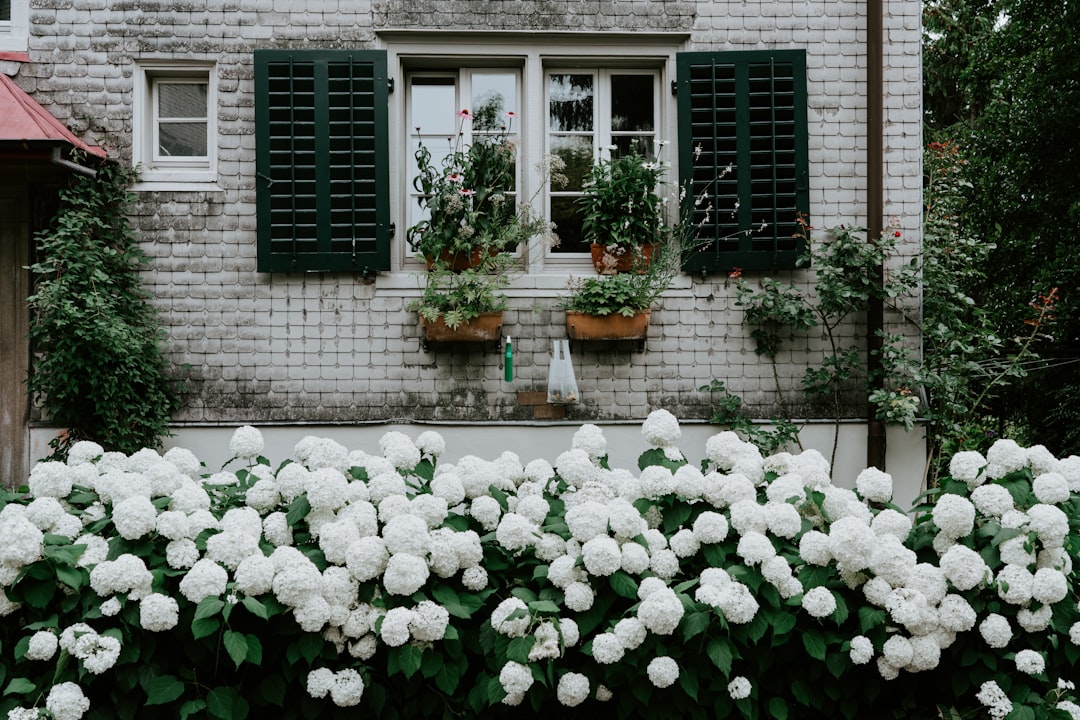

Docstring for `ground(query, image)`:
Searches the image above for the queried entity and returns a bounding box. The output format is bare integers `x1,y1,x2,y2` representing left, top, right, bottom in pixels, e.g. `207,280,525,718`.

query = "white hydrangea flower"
74,632,121,674
379,431,422,470
765,501,803,539
871,508,912,542
100,597,122,617
430,473,466,506
932,493,975,539
139,593,180,632
564,581,595,612
729,499,768,535
645,656,679,688
979,613,1012,649
496,513,540,553
976,679,1013,719
1059,455,1080,491
908,634,942,672
307,667,335,698
949,450,986,486
415,430,446,458
882,635,913,667
262,512,293,547
179,558,228,603
637,583,683,634
1057,701,1080,720
529,621,561,661
591,632,625,664
1014,649,1045,675
728,676,752,700
581,535,622,576
828,516,875,572
28,461,74,499
0,508,44,567
799,530,832,566
705,431,747,471
802,587,837,618
692,511,729,544
165,538,199,570
1017,604,1054,633
469,496,503,532
668,528,699,559
641,409,681,447
26,630,59,661
1032,472,1070,504
937,594,977,633
1027,503,1070,547
856,467,893,503
382,553,429,596
572,424,607,460
491,597,531,637
498,660,534,704
46,682,90,720
996,564,1034,605
970,483,1015,517
557,671,590,707
986,439,1028,479
849,635,874,665
234,555,275,596
229,425,264,459
89,553,153,598
1032,567,1068,604
736,531,776,566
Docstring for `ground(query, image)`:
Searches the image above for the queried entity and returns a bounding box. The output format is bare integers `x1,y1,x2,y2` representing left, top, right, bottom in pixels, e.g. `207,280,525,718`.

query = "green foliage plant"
26,159,181,458
722,214,919,465
578,144,666,253
406,110,558,262
1,417,1077,720
407,255,514,329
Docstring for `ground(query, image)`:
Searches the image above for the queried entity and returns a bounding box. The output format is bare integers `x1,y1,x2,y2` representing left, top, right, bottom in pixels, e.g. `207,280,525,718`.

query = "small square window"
134,63,218,189
0,0,28,52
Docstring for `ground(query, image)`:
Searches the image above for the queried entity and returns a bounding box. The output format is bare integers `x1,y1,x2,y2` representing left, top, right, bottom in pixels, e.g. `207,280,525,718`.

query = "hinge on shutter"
387,77,395,93
671,80,678,96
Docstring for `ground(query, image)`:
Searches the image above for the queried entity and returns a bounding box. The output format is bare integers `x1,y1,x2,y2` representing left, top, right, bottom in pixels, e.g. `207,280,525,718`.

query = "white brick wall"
20,0,923,427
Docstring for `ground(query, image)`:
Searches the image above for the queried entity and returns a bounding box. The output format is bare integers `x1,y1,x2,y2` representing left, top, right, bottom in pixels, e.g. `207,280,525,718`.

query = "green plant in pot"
408,252,516,331
407,110,553,270
578,144,667,273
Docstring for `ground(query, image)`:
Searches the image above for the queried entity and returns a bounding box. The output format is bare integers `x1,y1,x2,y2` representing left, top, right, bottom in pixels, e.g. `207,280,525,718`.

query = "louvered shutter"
677,50,809,273
255,50,390,273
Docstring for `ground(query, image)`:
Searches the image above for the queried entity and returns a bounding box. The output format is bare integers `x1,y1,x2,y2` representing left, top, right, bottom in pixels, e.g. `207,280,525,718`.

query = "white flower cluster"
4,416,1078,717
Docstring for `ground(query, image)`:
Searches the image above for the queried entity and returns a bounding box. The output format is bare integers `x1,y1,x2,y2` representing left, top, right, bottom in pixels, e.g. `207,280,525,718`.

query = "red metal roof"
0,73,107,158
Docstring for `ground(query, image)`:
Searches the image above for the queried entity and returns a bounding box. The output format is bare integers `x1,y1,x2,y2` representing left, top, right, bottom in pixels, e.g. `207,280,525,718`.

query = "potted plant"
578,144,667,273
409,254,514,344
407,110,553,271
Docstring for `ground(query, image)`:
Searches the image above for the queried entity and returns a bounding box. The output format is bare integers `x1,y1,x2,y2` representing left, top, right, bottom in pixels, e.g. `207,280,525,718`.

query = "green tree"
27,159,182,457
923,0,1080,454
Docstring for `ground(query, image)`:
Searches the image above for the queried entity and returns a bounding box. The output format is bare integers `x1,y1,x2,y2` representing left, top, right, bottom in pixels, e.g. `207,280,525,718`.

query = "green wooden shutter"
255,49,390,273
677,50,809,273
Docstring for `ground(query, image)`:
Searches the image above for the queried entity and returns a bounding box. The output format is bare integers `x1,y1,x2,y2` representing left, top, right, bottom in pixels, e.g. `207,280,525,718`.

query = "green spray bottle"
504,336,513,382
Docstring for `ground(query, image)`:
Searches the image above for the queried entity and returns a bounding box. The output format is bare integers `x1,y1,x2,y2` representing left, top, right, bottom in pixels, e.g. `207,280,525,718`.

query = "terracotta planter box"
424,246,499,272
590,242,656,274
565,309,650,341
420,311,504,344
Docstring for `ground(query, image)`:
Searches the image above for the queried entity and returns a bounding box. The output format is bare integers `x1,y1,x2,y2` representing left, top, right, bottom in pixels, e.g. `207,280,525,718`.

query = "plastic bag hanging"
546,339,579,404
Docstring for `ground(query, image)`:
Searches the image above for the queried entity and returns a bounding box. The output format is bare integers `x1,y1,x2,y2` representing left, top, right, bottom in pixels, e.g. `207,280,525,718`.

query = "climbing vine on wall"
27,157,182,458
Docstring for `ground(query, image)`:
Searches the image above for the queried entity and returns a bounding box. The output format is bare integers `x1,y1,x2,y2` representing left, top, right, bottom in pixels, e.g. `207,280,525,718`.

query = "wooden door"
0,188,30,488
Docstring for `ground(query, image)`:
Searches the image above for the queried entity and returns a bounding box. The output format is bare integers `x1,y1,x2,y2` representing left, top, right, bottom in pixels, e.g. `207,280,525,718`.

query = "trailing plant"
26,159,182,459
1,415,1077,720
720,215,920,465
407,255,514,329
697,379,802,454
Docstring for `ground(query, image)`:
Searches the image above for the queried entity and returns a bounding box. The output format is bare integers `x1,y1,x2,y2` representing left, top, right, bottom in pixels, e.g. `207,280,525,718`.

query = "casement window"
133,62,217,188
547,70,660,256
254,49,391,273
677,50,809,273
0,0,28,52
252,46,807,275
405,69,521,258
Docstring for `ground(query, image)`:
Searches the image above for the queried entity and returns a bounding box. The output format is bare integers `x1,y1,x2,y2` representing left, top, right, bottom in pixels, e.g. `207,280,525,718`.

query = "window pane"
549,74,593,132
472,72,517,131
549,135,593,192
159,82,207,119
550,196,586,253
0,0,10,22
159,122,207,157
411,77,457,137
611,75,654,132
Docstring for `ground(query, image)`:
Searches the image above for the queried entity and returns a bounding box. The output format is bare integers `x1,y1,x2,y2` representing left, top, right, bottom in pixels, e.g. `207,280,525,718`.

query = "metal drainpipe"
866,0,887,469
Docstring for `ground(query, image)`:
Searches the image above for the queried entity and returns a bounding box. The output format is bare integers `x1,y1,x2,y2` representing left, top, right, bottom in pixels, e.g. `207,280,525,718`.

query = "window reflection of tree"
472,92,505,131
549,75,593,132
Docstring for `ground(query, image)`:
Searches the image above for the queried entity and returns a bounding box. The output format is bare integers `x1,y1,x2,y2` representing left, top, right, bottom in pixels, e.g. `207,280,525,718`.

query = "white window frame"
544,67,662,269
379,31,687,295
0,0,28,52
133,61,219,190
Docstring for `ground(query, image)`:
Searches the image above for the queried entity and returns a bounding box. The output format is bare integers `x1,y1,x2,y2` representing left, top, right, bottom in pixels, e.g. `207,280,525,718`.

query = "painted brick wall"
18,0,923,427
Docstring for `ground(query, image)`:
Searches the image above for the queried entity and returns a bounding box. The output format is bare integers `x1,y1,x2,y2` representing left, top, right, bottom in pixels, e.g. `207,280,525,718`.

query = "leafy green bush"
26,160,181,458
0,414,1077,720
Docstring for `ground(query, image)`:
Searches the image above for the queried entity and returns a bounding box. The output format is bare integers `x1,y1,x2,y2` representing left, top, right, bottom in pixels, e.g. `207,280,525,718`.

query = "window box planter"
424,246,501,272
589,242,656,274
565,309,650,345
420,311,504,349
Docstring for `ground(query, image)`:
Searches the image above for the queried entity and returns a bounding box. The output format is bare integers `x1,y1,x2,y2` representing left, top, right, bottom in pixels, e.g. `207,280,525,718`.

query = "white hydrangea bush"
0,420,1076,720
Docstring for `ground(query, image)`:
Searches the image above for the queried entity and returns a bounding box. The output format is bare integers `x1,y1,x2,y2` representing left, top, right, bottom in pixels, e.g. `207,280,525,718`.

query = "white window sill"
377,269,694,298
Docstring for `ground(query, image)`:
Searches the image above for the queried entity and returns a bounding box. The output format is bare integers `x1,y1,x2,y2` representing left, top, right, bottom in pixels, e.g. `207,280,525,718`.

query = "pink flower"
456,108,472,119
447,172,465,183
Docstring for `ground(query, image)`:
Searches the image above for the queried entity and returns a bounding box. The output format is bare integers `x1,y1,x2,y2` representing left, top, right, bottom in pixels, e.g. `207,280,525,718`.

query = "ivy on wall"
27,158,182,458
